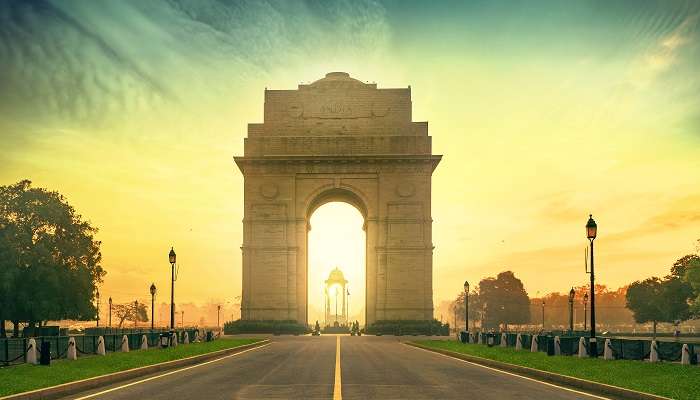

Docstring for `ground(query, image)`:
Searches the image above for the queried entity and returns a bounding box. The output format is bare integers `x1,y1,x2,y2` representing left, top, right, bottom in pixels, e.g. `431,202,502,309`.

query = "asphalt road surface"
62,336,609,400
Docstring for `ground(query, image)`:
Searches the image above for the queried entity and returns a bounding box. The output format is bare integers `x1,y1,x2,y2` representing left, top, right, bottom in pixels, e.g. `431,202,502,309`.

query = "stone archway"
234,72,441,325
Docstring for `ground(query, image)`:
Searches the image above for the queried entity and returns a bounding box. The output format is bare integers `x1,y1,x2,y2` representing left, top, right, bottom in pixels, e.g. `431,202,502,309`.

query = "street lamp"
586,214,598,358
217,304,221,329
150,283,157,330
96,288,100,327
464,281,469,333
568,288,575,333
541,299,545,331
169,247,176,330
108,297,112,327
134,300,139,328
583,292,589,331
181,310,184,328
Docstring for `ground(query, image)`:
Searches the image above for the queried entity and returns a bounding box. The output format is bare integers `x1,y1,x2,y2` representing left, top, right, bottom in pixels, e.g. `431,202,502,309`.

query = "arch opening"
307,201,366,327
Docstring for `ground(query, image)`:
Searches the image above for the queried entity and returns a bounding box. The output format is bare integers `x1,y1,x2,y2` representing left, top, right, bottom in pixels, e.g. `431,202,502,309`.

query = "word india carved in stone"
234,72,441,325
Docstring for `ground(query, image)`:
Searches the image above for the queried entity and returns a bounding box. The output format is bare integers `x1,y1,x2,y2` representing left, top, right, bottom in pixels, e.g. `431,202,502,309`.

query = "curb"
2,339,271,400
405,342,671,400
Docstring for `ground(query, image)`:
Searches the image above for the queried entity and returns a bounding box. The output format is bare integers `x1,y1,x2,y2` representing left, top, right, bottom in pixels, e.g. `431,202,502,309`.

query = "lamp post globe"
463,280,469,333
586,214,598,358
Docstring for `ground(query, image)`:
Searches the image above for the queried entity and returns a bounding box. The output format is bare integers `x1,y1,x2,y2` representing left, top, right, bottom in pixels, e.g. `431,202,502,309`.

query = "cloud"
0,0,391,129
629,13,699,87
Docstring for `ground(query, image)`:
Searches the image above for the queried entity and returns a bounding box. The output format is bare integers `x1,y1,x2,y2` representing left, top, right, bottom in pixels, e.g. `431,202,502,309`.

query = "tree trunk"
653,320,657,340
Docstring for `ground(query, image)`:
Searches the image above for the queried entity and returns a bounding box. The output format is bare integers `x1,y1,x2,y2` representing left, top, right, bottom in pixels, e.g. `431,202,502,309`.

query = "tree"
477,271,530,329
0,180,105,336
675,253,700,316
449,290,481,330
626,276,692,338
112,302,149,328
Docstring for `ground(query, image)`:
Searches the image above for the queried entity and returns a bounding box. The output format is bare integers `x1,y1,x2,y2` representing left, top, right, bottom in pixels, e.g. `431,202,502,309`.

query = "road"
62,336,608,400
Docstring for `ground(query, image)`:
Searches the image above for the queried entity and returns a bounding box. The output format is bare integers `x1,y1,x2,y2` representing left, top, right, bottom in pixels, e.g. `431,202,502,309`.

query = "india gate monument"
234,72,441,325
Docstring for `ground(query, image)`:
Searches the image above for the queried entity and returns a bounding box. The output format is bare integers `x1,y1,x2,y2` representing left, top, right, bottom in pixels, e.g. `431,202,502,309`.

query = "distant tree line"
0,180,105,337
448,241,700,332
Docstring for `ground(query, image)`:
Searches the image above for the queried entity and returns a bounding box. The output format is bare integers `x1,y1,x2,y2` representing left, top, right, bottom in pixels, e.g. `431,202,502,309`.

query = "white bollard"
477,333,482,344
184,332,190,344
554,336,561,356
515,334,522,351
649,340,659,363
530,335,538,352
172,332,179,347
500,333,507,347
604,339,614,360
194,331,199,343
121,335,130,352
140,335,148,350
96,336,106,355
27,338,38,364
67,337,77,360
578,337,588,357
681,344,690,365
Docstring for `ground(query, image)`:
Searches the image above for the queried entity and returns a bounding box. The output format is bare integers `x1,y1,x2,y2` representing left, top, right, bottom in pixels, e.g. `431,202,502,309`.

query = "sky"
1,0,699,323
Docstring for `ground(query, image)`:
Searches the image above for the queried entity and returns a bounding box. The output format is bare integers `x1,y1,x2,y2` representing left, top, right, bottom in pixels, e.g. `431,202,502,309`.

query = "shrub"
223,320,310,335
365,319,449,336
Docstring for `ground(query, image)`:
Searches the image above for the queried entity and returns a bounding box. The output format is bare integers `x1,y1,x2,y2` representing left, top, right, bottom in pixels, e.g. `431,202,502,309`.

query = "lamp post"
108,297,112,327
541,299,545,331
464,281,469,333
150,283,156,330
217,304,221,329
96,288,100,327
181,310,184,328
169,247,176,330
586,214,598,358
568,288,575,333
583,292,589,331
134,300,139,328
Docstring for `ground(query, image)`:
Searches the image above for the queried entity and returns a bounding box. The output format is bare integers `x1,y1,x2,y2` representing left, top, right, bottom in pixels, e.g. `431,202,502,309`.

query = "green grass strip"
415,340,700,400
0,338,262,397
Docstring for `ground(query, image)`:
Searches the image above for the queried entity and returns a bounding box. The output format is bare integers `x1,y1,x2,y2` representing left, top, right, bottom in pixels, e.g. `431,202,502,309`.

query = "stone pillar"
26,338,38,364
141,335,148,350
515,334,522,351
649,340,659,363
184,331,189,344
500,333,507,347
578,337,588,357
121,335,129,352
554,336,561,356
530,335,538,352
681,344,691,365
96,336,106,355
603,338,614,360
67,337,77,360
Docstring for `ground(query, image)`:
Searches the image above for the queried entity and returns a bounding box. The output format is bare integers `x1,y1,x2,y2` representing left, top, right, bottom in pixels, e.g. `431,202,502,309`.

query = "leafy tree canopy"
0,180,105,325
625,276,692,325
477,271,530,328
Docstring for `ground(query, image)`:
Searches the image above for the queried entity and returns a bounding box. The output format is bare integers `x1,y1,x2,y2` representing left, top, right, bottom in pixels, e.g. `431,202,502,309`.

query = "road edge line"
1,339,271,400
404,342,671,400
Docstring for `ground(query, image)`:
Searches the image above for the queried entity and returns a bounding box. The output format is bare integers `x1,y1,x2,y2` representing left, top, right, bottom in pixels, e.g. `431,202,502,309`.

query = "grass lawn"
0,338,262,397
415,340,700,400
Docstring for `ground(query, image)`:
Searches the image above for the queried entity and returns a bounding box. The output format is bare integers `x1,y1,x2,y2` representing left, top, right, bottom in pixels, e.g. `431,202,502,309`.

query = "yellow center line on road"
333,335,342,400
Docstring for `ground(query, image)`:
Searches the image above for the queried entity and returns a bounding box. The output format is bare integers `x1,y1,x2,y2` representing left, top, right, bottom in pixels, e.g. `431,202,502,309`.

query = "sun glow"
308,202,365,325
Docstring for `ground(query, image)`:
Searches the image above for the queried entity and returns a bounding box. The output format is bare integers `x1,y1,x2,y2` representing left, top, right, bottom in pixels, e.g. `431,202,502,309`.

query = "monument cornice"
234,154,441,173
